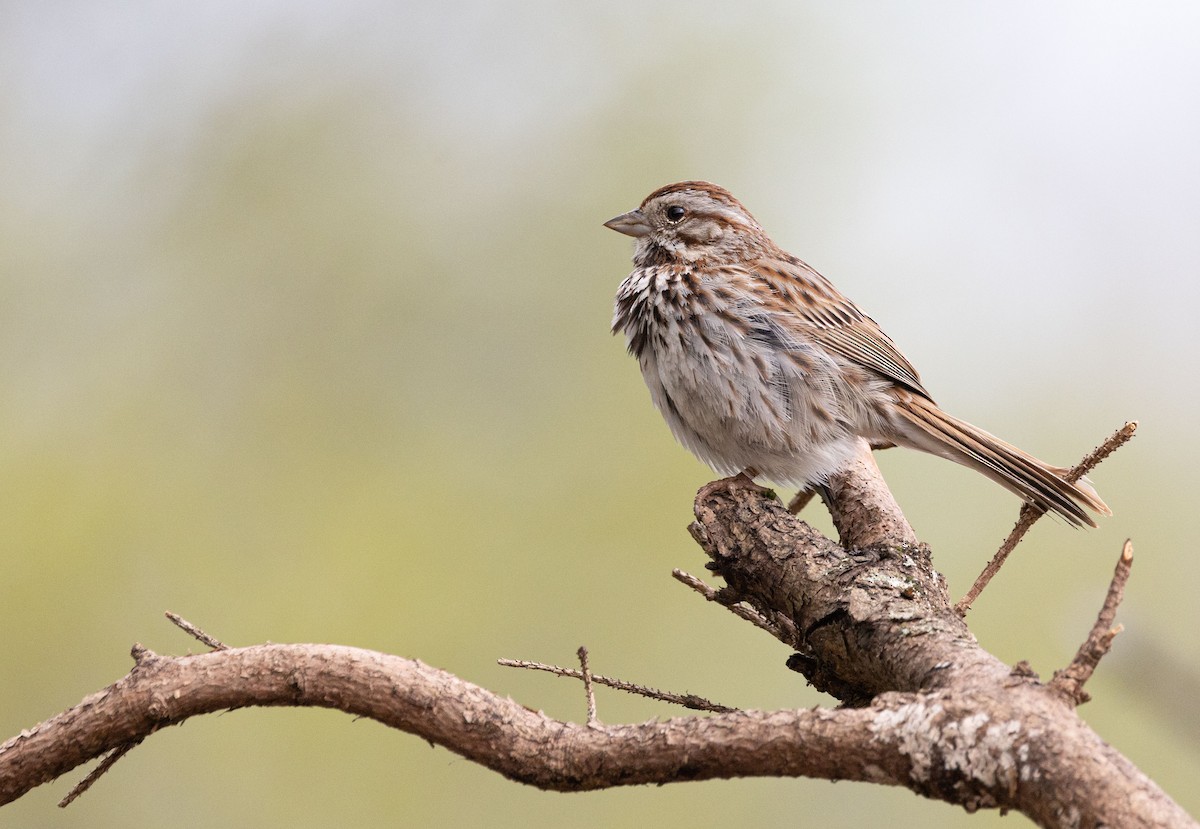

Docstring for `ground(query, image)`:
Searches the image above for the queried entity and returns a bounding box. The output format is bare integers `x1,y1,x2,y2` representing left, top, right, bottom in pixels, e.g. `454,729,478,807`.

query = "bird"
605,181,1109,526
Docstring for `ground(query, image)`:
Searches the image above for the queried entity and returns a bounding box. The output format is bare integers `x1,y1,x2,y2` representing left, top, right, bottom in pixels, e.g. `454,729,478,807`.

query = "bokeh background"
2,3,1198,827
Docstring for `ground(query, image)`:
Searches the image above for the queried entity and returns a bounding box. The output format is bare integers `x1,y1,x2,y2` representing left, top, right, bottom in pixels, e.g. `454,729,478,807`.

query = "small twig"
956,421,1137,615
1050,539,1134,705
577,647,598,725
956,503,1041,615
497,658,738,714
672,569,799,646
165,611,228,651
58,739,142,807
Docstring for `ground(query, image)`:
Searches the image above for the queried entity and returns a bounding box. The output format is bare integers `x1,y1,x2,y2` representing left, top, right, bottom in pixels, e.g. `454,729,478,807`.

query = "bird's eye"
665,205,686,223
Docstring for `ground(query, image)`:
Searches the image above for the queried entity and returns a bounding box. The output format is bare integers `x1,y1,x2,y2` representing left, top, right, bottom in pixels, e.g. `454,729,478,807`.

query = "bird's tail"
891,394,1110,527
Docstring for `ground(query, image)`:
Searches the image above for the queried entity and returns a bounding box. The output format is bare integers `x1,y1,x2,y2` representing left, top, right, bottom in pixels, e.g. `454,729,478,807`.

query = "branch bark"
0,642,997,801
0,441,1190,828
688,473,1187,827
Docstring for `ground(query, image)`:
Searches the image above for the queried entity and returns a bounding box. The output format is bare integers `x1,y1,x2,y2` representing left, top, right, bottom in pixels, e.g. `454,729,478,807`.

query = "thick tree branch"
0,641,963,803
686,475,1189,828
4,638,1184,829
691,473,993,703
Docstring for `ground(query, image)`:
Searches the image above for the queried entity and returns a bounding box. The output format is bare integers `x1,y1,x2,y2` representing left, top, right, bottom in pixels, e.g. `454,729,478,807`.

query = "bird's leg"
787,489,817,515
814,484,835,516
726,468,772,495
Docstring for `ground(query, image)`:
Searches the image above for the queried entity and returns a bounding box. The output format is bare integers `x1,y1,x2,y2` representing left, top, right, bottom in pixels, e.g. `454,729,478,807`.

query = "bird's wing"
744,255,933,400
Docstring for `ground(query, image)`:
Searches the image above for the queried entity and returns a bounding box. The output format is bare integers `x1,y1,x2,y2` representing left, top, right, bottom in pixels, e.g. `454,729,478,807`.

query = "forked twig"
1050,540,1134,705
956,421,1137,615
497,658,738,714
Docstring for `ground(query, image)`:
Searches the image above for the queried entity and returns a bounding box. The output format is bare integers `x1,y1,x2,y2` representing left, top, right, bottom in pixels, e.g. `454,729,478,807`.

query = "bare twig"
497,657,738,714
577,646,598,725
956,421,1137,615
1050,540,1134,705
672,569,799,646
165,611,228,650
57,740,141,808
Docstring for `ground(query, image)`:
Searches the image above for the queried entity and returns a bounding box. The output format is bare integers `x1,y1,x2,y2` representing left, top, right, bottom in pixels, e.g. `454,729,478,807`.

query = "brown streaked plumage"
606,181,1109,526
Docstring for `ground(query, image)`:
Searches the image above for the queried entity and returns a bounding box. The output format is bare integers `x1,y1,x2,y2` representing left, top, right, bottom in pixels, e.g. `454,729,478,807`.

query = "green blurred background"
2,2,1197,827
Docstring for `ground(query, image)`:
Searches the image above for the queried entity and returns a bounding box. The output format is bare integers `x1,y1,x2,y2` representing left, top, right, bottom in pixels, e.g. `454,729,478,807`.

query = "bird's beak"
604,209,651,238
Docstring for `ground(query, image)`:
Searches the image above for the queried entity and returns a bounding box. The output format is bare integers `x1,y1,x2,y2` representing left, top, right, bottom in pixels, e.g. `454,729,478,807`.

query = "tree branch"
0,641,941,802
820,438,919,549
686,475,1189,828
5,636,1184,828
0,424,1190,829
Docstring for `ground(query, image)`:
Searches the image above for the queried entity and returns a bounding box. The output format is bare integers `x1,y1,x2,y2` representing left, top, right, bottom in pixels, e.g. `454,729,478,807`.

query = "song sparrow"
606,181,1109,526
